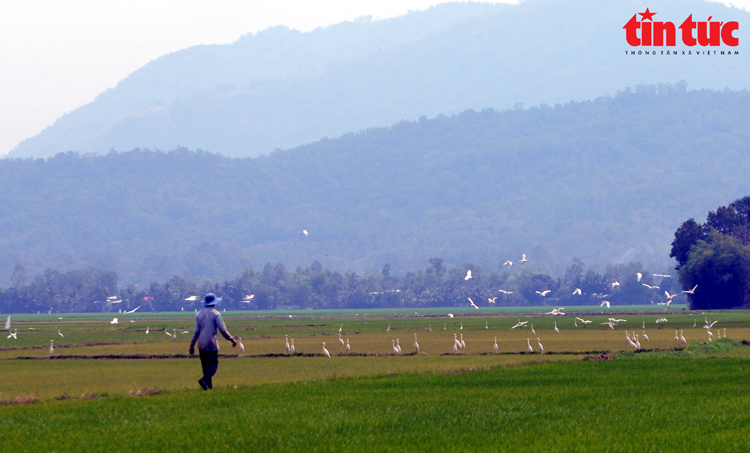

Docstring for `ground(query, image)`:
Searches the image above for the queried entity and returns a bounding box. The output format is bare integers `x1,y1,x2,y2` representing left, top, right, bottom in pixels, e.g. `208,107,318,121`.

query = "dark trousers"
199,349,219,389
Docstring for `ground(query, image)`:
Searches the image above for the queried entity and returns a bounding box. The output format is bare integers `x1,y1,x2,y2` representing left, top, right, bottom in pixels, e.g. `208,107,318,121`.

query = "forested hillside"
1,86,749,286
10,0,748,158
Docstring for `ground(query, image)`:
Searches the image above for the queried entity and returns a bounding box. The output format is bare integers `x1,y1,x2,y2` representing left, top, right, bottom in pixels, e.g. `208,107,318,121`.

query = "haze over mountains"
2,86,749,286
9,0,748,159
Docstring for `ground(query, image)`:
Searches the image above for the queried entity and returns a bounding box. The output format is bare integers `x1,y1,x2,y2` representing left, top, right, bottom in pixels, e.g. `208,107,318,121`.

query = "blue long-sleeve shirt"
190,307,233,351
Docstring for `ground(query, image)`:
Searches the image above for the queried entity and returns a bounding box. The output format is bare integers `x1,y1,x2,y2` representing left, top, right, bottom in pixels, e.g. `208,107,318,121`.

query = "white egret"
572,288,582,295
527,338,533,353
683,285,698,295
468,298,479,310
498,289,513,295
531,324,536,336
488,297,497,305
338,324,343,334
49,339,54,356
387,324,391,332
57,328,64,337
4,315,10,330
460,334,465,349
396,338,402,354
460,322,463,330
290,338,295,353
124,305,141,314
173,329,177,340
7,329,17,340
626,332,636,349
338,334,345,347
301,230,309,236
503,261,513,267
485,321,489,330
110,317,119,325
611,281,620,288
636,273,642,282
238,337,245,352
574,318,578,329
536,290,551,297
642,321,646,329
428,324,432,332
464,270,472,280
520,254,528,264
414,334,419,353
184,296,198,301
634,334,641,349
346,338,351,352
680,330,686,345
511,320,528,329
285,335,291,353
665,291,677,300
708,331,713,341
642,331,649,342
323,342,331,358
654,273,671,278
554,321,559,334
392,340,400,355
146,326,149,334
674,330,679,344
723,328,727,338
165,329,172,337
453,334,461,351
494,337,499,353
600,301,611,308
693,319,697,328
537,338,544,352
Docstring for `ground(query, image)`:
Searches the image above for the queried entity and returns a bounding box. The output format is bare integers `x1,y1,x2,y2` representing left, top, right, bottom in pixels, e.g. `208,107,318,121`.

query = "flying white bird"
488,297,497,304
165,329,172,337
576,317,592,327
464,270,473,280
110,318,119,325
57,328,64,337
7,329,18,340
503,261,513,267
665,291,677,300
520,254,528,264
184,296,198,301
468,298,479,309
683,285,698,295
301,230,309,236
498,289,513,295
536,290,551,297
654,274,671,278
323,342,331,357
611,281,620,288
124,305,141,314
572,288,582,295
643,284,659,290
511,320,528,329
680,330,687,345
600,301,611,308
636,273,642,282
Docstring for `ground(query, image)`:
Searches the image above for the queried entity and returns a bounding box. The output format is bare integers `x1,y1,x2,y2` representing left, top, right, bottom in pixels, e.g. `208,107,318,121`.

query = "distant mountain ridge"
1,86,749,286
10,0,749,158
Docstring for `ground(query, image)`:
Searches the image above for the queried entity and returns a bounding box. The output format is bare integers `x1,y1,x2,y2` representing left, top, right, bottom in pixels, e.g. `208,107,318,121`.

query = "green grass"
2,357,750,452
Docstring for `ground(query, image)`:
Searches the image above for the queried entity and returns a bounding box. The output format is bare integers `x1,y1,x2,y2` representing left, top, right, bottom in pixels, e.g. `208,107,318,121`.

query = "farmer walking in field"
189,293,237,390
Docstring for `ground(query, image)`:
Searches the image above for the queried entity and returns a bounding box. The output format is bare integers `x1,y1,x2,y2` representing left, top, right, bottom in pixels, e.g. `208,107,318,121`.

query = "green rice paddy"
1,306,748,451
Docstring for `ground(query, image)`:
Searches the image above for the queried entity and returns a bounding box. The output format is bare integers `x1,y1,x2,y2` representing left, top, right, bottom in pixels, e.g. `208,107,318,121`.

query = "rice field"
1,306,749,451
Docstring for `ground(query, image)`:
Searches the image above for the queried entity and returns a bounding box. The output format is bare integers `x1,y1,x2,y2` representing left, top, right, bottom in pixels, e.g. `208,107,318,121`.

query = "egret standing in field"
238,337,245,353
392,340,400,355
537,338,544,353
110,317,119,325
642,330,649,342
680,330,687,345
338,334,345,347
323,342,331,358
4,315,10,330
527,338,533,353
708,331,713,341
460,334,466,349
453,334,461,352
675,330,679,345
554,321,559,334
290,338,295,353
285,335,291,353
346,338,351,353
460,322,463,330
485,321,489,330
494,336,499,353
57,328,64,338
387,324,391,332
146,326,150,334
531,324,536,336
49,339,54,356
414,334,419,353
724,328,727,338
396,338,402,354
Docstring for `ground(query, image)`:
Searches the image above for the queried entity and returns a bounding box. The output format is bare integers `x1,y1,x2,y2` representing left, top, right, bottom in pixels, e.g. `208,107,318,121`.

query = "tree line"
0,258,683,314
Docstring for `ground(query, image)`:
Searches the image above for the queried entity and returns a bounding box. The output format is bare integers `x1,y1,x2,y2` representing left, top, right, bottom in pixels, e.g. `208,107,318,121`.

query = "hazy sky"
0,0,745,156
